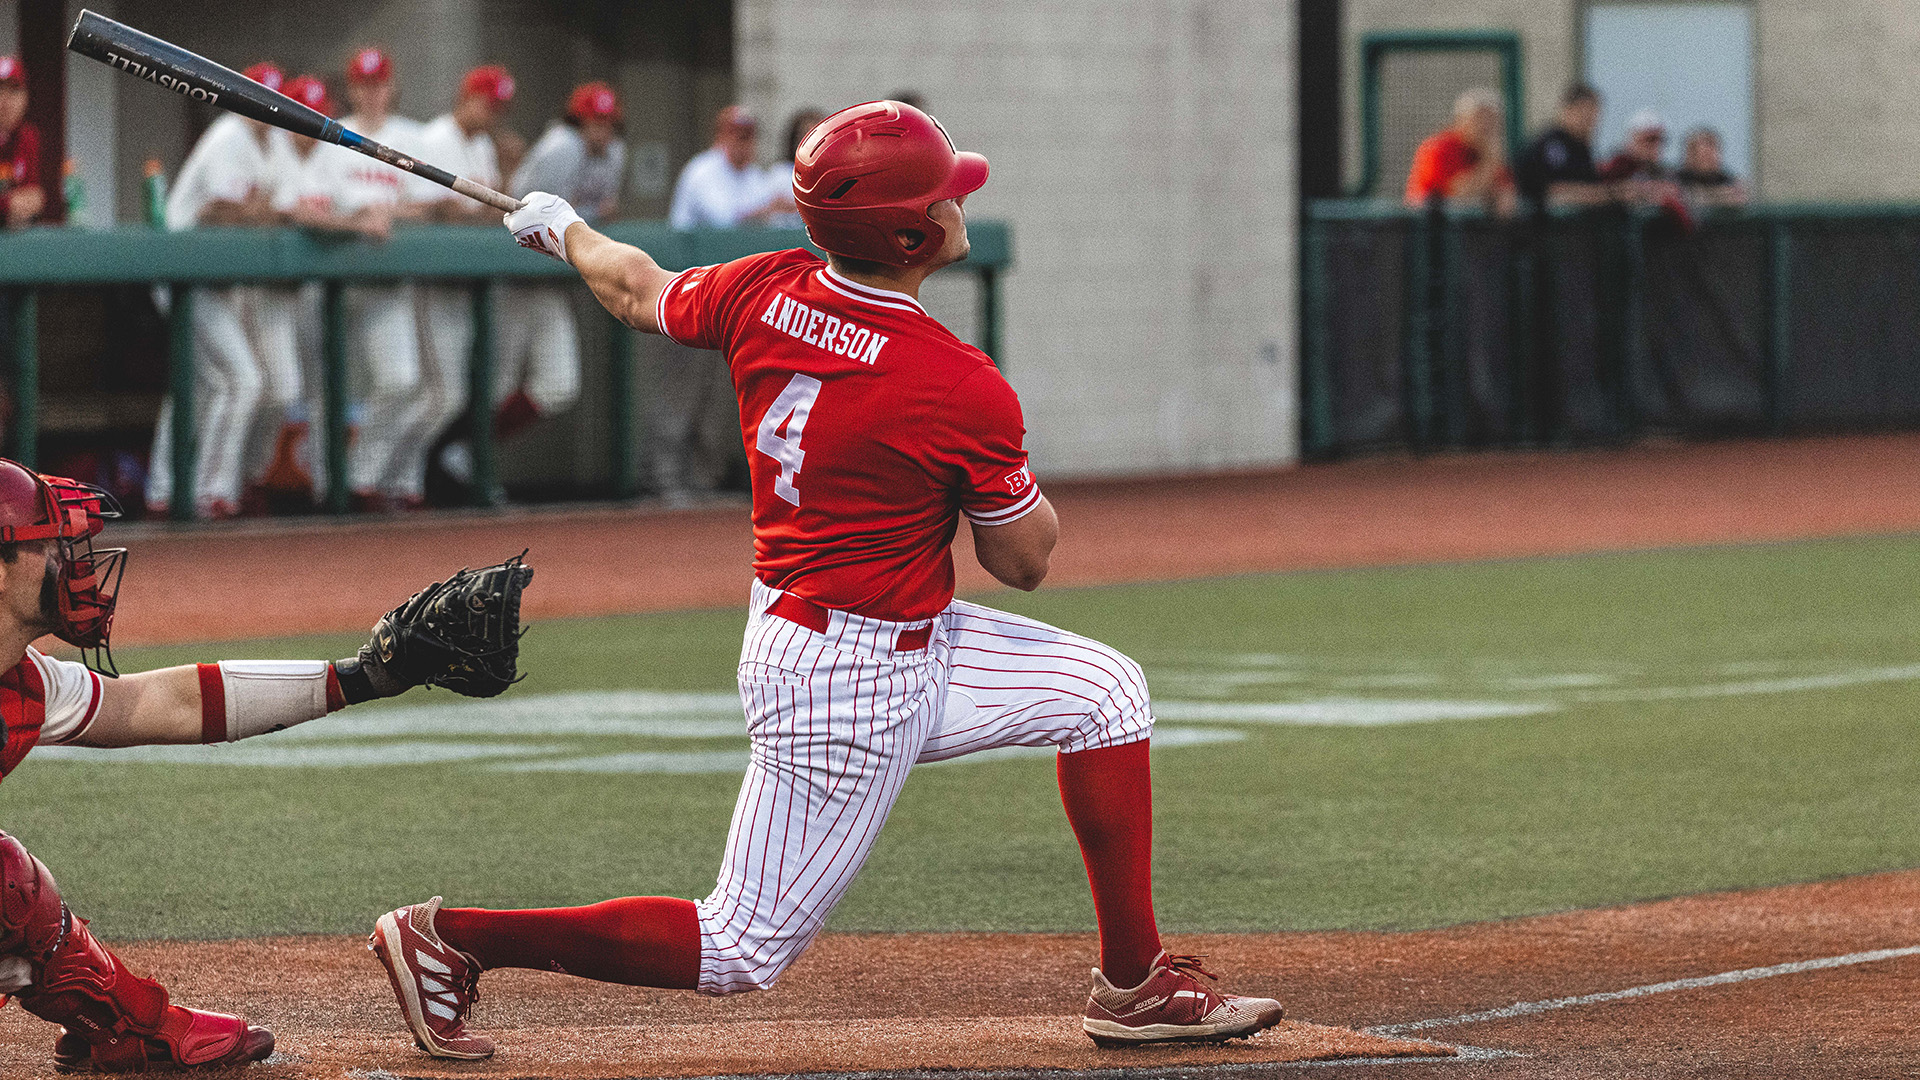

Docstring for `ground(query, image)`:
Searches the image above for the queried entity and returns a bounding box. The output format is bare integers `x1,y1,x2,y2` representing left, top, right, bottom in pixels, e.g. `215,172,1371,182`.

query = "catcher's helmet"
0,459,125,671
792,100,988,268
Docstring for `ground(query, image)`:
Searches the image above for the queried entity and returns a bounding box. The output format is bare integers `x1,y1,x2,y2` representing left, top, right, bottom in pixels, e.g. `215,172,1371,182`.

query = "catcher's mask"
0,459,126,675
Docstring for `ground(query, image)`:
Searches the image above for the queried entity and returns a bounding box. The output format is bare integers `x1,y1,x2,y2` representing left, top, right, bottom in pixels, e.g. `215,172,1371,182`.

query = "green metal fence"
0,222,1011,519
1301,200,1920,458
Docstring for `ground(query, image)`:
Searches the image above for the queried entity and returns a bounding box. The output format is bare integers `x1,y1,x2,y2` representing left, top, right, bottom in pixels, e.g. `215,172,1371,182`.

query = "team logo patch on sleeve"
1005,465,1034,496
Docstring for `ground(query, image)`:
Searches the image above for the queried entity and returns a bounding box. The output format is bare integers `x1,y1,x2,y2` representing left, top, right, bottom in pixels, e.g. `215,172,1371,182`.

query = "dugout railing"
1301,201,1920,459
0,222,1011,520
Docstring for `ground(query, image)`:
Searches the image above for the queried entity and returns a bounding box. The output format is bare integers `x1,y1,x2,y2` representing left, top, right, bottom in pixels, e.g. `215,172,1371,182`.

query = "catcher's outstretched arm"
76,662,338,748
72,556,533,748
503,192,676,334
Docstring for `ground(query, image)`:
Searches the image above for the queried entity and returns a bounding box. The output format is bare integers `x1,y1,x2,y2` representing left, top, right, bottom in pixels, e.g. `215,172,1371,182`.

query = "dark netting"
1635,222,1769,433
1322,218,1413,450
1782,219,1920,429
1532,217,1627,444
1306,208,1920,456
1443,218,1523,445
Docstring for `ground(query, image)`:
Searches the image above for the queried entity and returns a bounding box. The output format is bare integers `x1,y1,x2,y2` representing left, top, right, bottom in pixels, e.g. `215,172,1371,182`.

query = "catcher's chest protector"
0,657,45,782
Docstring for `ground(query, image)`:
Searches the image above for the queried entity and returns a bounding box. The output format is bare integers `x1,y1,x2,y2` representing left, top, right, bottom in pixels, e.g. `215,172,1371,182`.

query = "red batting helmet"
792,100,988,268
567,81,621,123
242,63,285,93
347,47,392,85
460,65,515,106
285,75,334,117
0,460,125,671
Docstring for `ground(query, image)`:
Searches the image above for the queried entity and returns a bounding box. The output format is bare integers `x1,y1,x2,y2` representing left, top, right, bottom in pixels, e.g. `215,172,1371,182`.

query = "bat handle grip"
454,177,524,214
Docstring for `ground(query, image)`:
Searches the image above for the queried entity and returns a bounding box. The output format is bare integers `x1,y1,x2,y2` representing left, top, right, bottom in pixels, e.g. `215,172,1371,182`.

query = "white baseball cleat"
1083,951,1285,1046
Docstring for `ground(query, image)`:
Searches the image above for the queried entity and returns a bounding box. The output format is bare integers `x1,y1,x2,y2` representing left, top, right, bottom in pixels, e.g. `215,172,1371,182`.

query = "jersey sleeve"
926,366,1043,526
29,649,103,746
654,251,788,353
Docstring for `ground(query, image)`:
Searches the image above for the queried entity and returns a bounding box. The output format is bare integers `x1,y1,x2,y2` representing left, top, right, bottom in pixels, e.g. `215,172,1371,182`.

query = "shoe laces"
1162,953,1222,982
457,965,481,1012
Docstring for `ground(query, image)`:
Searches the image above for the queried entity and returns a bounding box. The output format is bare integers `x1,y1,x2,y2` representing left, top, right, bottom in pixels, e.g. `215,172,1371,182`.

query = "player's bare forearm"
565,222,675,334
76,665,208,747
971,496,1058,591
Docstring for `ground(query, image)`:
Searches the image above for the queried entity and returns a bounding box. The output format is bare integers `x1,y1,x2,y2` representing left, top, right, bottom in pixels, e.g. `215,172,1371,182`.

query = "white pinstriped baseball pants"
696,581,1156,995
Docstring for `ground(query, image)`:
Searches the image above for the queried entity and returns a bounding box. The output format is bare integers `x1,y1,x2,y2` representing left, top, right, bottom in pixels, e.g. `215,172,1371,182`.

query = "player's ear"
895,228,926,252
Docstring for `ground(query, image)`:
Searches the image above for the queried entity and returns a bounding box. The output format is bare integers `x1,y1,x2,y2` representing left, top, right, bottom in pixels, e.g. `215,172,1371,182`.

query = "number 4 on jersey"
757,374,823,506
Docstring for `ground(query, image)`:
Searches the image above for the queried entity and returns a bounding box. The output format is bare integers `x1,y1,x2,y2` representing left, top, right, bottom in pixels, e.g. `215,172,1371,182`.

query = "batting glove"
505,191,584,264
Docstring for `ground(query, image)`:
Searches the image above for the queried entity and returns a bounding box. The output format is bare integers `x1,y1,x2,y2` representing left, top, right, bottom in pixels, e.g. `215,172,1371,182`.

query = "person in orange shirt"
1405,88,1515,215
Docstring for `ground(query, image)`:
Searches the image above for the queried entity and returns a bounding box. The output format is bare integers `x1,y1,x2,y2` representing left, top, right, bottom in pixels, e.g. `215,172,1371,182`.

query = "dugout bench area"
0,222,1011,521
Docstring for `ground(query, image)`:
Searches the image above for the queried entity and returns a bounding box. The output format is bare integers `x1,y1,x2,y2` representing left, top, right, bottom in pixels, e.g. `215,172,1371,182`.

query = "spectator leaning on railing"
409,65,516,505
330,47,430,514
1516,83,1611,212
270,74,395,507
1599,111,1684,206
1405,88,1516,216
143,62,299,520
668,105,779,228
0,56,46,229
1678,126,1748,208
442,79,625,487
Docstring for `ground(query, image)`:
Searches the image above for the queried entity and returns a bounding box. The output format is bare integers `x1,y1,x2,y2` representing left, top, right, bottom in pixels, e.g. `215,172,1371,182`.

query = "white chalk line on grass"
1366,944,1920,1037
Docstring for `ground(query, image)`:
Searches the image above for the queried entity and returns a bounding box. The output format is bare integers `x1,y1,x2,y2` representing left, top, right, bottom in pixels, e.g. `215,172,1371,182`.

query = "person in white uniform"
442,80,622,487
326,47,430,513
656,105,779,502
144,62,299,520
259,74,383,509
406,66,515,505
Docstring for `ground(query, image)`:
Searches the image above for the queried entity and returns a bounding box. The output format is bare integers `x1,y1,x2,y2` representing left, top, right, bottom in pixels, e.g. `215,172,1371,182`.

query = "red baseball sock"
434,896,701,989
1057,740,1162,988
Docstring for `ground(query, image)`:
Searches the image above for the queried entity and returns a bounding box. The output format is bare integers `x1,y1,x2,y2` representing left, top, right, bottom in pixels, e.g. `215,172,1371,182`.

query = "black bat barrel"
66,9,337,142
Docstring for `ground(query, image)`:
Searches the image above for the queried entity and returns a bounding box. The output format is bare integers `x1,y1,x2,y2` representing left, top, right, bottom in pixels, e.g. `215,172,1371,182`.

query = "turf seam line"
1365,944,1920,1036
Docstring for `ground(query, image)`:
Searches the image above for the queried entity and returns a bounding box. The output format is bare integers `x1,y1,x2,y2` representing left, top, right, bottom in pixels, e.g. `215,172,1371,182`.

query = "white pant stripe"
694,582,1154,994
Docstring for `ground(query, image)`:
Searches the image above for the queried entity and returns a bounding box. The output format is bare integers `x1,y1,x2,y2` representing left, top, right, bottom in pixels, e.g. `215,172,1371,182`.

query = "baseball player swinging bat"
65,9,522,213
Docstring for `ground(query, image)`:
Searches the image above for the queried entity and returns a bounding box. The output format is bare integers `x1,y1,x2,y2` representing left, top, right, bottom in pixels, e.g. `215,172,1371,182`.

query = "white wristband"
201,661,336,743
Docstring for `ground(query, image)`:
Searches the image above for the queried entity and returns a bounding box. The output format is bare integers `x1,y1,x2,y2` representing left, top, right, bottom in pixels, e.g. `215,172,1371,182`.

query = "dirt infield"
3,870,1918,1077
108,432,1920,645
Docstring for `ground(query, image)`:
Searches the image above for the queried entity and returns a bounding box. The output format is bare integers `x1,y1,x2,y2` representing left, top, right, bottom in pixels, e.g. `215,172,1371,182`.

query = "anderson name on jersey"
656,248,1041,623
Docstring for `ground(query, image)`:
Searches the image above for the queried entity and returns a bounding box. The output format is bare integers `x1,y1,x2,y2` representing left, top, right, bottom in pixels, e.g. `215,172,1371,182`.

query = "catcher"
0,457,530,1072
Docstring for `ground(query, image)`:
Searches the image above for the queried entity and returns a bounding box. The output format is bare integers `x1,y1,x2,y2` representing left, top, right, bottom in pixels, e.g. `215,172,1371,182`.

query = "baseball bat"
65,9,522,213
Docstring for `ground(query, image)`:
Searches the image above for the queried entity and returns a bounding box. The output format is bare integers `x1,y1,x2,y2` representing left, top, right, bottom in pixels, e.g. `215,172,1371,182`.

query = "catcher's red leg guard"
0,832,271,1072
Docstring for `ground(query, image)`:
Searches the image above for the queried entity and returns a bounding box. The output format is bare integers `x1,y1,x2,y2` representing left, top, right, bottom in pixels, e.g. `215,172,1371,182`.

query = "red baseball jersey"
657,249,1040,622
0,647,104,782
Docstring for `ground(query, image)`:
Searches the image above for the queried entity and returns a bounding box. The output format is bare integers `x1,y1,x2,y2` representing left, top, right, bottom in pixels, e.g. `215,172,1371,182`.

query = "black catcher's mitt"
356,553,534,698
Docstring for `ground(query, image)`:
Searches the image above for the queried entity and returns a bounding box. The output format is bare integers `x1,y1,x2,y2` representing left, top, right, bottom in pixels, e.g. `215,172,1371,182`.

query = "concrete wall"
1346,0,1920,202
738,0,1299,478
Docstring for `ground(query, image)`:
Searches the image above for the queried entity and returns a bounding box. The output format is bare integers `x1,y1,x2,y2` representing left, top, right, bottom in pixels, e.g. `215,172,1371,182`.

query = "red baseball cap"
346,47,392,85
567,81,621,122
461,66,515,106
285,75,334,117
242,63,285,93
0,56,24,86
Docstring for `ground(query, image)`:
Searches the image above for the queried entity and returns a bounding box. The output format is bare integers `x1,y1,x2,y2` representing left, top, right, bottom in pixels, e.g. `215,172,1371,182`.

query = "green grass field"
5,534,1920,941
